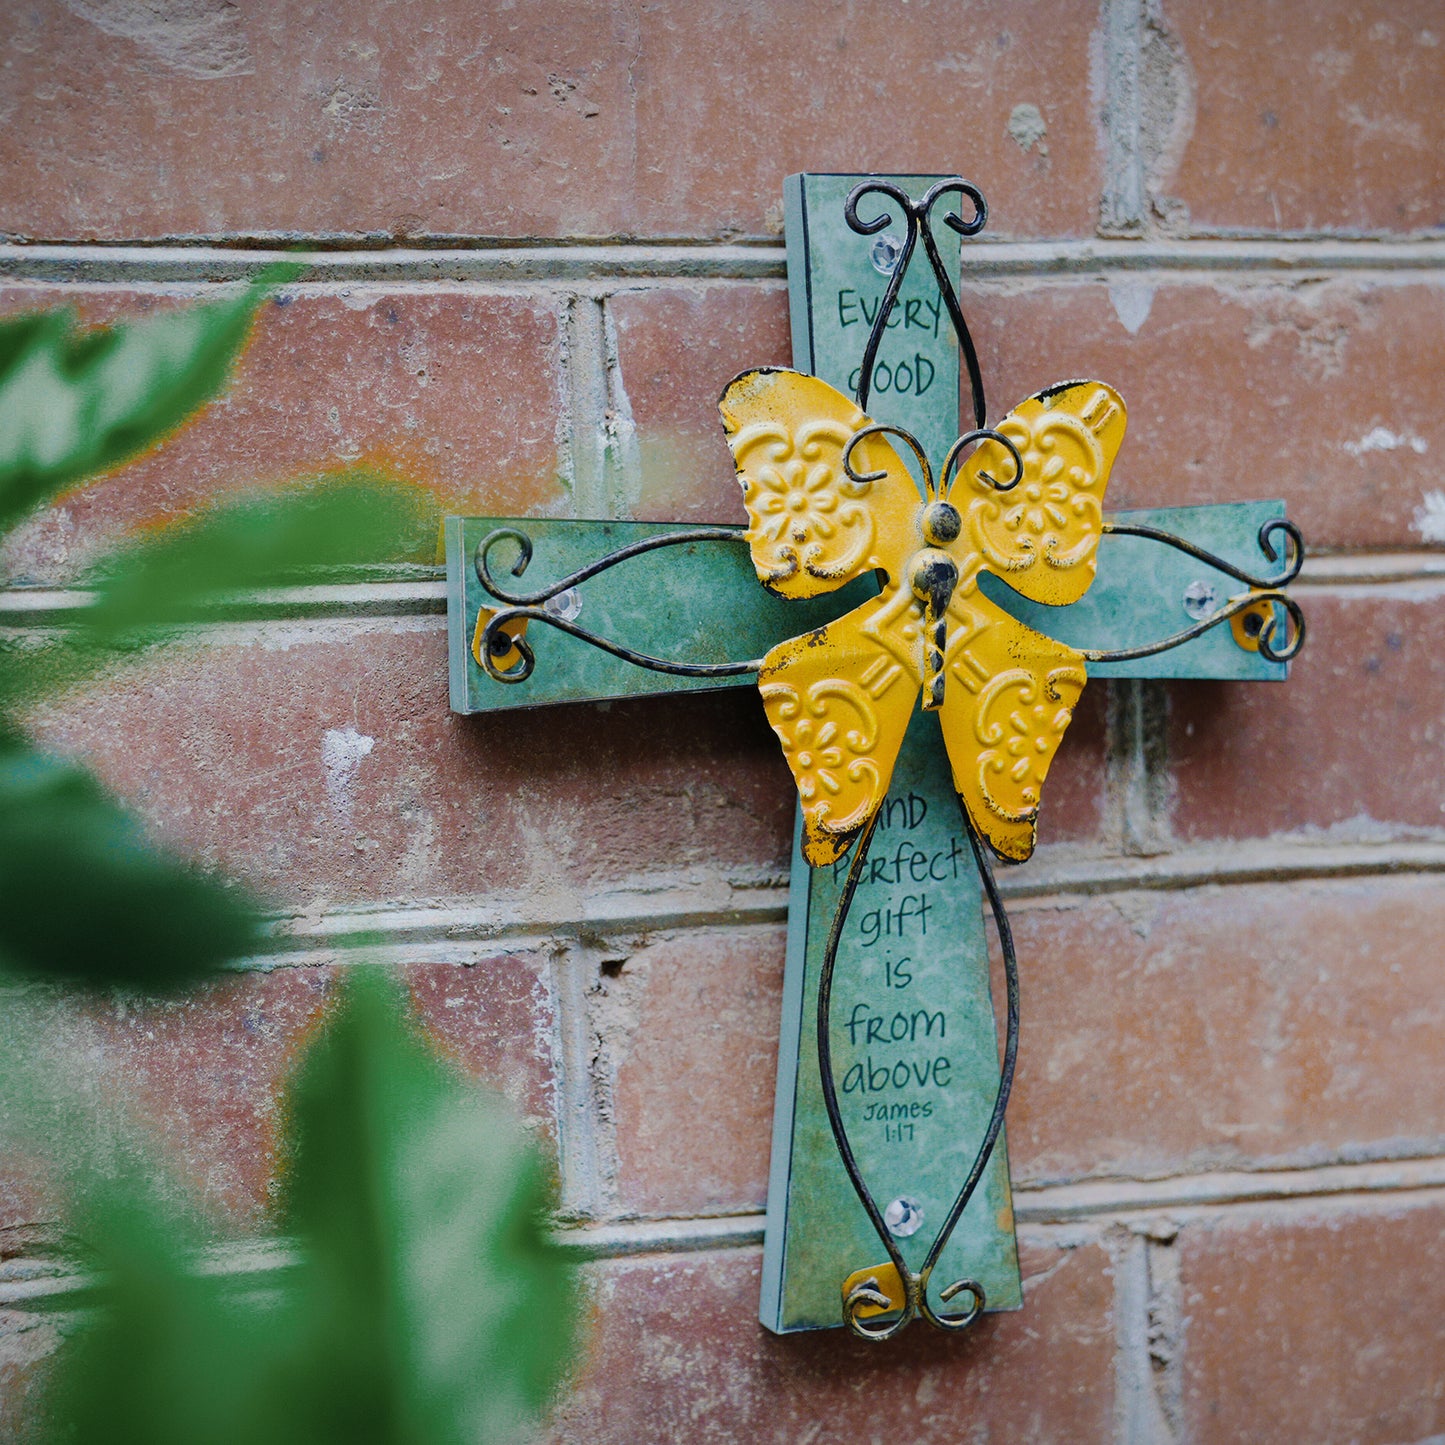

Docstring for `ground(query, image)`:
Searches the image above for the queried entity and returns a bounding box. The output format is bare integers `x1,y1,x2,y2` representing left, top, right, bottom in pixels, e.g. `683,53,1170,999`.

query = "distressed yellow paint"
1230,596,1275,652
719,368,917,601
720,370,1126,866
842,1261,907,1320
954,380,1126,609
471,605,528,674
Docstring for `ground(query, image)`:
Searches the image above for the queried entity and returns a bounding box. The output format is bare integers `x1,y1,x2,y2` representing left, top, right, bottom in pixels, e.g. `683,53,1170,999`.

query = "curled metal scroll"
845,178,989,427
1085,518,1307,665
940,427,1023,495
474,526,762,684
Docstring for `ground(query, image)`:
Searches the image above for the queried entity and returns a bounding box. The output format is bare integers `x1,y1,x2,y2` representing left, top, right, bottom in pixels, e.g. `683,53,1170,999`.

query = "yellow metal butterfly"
719,367,1127,868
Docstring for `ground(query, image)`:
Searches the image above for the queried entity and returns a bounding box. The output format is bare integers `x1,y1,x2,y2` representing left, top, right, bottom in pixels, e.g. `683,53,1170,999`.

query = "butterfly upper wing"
951,380,1126,608
719,368,917,599
938,589,1089,863
758,588,924,866
723,369,1123,866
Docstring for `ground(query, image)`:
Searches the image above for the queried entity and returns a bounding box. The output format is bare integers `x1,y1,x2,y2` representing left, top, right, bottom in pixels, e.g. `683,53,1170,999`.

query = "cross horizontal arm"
445,499,1289,715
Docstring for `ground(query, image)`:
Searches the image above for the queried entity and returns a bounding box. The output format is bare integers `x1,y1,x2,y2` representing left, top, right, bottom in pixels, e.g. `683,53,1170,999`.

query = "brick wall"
2,2,1443,1441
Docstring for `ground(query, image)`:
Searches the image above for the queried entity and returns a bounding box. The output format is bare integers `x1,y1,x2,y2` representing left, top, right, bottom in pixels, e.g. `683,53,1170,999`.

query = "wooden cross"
444,174,1296,1336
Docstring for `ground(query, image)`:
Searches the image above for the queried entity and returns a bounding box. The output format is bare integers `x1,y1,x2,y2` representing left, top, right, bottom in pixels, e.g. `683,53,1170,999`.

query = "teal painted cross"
445,175,1291,1334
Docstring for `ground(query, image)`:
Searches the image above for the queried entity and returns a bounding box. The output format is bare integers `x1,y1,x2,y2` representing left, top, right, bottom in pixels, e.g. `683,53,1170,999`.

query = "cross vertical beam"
760,175,1021,1331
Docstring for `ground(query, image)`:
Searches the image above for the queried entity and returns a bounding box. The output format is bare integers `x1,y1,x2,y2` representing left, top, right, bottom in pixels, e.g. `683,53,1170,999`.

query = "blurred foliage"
41,974,577,1445
0,269,294,533
0,471,434,714
0,279,579,1440
0,278,431,989
0,744,257,989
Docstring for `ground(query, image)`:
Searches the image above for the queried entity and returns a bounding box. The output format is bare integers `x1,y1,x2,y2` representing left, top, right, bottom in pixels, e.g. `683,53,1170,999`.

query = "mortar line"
228,838,1445,964
6,1162,1445,1309
559,293,613,518
596,296,642,517
1097,0,1146,236
1104,679,1172,859
549,941,610,1221
6,239,1445,286
1113,1232,1174,1445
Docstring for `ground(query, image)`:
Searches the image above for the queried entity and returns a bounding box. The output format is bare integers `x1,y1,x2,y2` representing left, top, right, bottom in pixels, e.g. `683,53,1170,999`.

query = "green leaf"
33,974,578,1445
281,971,579,1445
0,472,434,708
34,1196,301,1445
80,472,433,642
0,743,260,989
0,267,295,534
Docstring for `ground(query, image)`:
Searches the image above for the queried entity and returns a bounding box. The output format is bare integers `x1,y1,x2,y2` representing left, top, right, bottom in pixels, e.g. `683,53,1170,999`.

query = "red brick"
1167,589,1445,842
605,927,785,1216
965,277,1445,550
544,1238,1115,1444
0,956,555,1233
608,284,791,524
0,285,565,585
0,1311,60,1445
26,622,798,909
0,1,1103,243
998,876,1445,1185
404,956,557,1135
1167,1,1445,235
1040,677,1107,846
1177,1198,1445,1443
619,2,1104,243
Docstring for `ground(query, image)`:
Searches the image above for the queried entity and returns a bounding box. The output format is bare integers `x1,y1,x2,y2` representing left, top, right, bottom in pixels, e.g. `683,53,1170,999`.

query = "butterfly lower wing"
758,588,923,866
938,590,1088,862
719,368,917,599
952,380,1126,608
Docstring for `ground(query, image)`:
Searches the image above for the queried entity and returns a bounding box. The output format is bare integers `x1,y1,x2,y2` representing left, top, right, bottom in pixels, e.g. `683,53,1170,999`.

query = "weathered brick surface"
966,277,1445,550
0,285,565,585
544,1238,1115,1444
0,1311,61,1445
1177,1198,1445,1444
1166,0,1445,236
1167,589,1445,842
605,927,786,1216
609,275,1445,548
27,623,797,909
0,1,1103,244
4,2,1444,1430
403,957,558,1133
608,283,790,524
1001,876,1445,1185
0,955,555,1233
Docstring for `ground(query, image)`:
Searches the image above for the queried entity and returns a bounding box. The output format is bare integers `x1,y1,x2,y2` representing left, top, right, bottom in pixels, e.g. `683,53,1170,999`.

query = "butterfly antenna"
939,428,1023,500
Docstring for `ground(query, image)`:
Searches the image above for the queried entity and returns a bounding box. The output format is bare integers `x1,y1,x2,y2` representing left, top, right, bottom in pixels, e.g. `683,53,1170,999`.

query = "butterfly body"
720,367,1127,869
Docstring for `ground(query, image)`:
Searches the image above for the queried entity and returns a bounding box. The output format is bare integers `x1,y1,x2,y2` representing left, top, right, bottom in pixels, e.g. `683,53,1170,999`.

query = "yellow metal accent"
758,594,921,867
937,594,1088,863
1230,597,1274,652
842,1261,907,1320
953,381,1126,607
471,605,528,674
719,368,917,599
720,370,1126,865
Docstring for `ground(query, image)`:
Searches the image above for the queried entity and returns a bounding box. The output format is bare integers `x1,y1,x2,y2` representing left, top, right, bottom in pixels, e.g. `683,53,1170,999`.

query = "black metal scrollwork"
474,526,763,684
